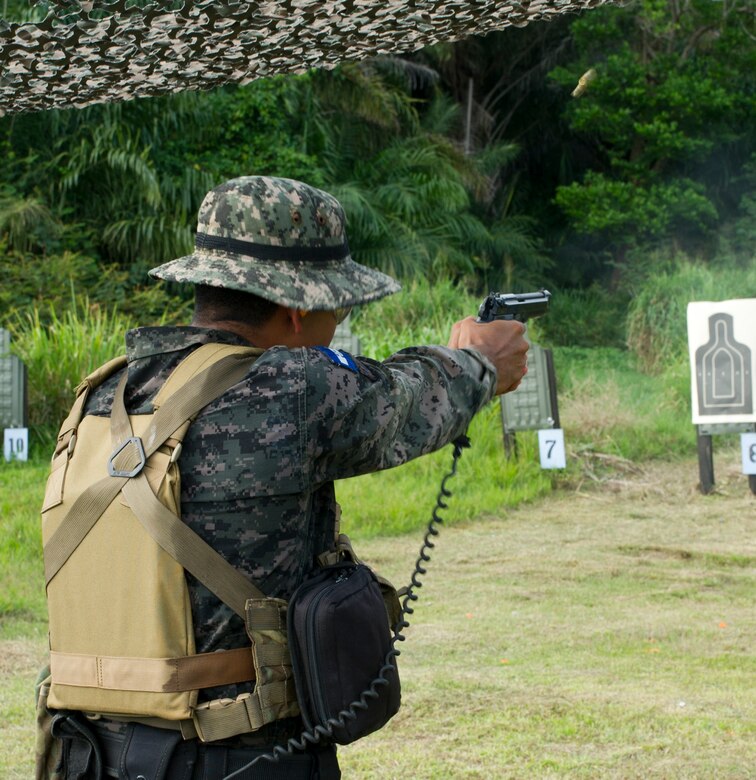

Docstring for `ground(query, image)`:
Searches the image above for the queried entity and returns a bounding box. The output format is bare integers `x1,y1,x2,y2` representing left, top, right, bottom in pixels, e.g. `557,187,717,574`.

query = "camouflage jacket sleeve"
305,345,497,485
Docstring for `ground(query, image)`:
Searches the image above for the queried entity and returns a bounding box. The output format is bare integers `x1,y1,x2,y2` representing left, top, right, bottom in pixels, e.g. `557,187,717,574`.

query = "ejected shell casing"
572,68,597,98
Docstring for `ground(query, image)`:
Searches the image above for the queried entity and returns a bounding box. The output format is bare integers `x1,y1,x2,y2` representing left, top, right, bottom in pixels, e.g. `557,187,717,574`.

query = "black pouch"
49,713,103,780
287,561,401,745
118,723,187,780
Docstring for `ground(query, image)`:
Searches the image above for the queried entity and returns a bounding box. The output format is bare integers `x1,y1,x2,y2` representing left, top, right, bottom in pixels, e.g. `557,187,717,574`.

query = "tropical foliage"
0,0,753,349
549,0,755,268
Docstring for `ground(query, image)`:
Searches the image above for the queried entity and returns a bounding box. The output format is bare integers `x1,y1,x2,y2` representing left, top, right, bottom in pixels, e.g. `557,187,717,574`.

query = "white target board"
687,299,756,424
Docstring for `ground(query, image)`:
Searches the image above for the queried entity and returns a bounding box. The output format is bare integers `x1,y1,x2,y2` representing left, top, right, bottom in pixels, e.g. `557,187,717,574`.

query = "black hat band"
195,232,351,264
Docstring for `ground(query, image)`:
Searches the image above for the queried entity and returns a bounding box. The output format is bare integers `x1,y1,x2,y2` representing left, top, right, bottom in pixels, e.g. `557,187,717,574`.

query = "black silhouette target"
688,301,756,423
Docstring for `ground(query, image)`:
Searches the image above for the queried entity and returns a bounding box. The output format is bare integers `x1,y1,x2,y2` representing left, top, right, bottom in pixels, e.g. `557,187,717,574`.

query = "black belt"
86,718,338,780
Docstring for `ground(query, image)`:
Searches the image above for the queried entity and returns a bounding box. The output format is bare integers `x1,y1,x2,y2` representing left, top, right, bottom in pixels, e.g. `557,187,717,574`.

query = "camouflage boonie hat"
149,176,401,309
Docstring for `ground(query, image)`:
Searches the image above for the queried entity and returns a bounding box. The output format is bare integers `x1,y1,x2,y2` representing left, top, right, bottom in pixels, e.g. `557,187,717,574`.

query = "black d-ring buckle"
107,436,147,478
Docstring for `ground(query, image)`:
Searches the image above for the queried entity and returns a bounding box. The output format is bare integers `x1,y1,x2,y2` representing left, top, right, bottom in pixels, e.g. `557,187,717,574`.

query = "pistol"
476,289,551,323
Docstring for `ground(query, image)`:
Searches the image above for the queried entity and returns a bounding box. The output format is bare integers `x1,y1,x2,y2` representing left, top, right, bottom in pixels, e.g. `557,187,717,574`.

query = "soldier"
40,176,529,779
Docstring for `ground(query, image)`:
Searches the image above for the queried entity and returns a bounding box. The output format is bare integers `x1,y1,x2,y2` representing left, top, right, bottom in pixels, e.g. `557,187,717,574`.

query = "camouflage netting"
1,0,615,116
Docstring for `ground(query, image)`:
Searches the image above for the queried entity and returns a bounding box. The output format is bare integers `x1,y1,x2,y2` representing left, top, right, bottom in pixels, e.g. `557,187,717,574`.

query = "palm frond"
102,214,193,267
329,182,391,242
57,123,162,209
474,142,521,176
371,57,440,92
419,92,462,137
0,192,60,251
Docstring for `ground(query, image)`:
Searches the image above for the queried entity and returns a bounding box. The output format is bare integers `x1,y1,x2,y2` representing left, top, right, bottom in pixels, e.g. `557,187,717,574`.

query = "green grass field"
337,457,755,778
3,456,754,778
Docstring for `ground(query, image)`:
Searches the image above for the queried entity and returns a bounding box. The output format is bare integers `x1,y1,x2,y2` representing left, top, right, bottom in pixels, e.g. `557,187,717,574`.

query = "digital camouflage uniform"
83,324,496,746
43,176,499,776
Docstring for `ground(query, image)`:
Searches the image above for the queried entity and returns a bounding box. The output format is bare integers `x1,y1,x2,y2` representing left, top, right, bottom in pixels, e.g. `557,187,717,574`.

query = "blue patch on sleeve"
315,346,358,372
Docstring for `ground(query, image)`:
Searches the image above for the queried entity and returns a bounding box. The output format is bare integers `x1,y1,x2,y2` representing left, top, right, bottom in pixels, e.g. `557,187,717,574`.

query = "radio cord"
222,434,471,780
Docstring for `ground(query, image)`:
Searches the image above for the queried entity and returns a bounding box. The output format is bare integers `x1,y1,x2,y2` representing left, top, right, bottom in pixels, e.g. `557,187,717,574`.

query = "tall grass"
9,300,133,449
353,276,478,358
554,347,695,464
626,255,756,373
539,285,629,349
337,404,552,539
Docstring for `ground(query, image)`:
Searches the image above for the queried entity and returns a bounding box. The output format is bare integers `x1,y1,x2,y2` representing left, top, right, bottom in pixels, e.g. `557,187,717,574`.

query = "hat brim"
149,249,401,309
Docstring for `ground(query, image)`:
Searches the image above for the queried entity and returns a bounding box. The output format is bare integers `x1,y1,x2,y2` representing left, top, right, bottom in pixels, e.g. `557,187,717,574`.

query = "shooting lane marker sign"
538,429,566,469
3,427,28,462
742,433,756,476
499,342,564,469
688,298,755,425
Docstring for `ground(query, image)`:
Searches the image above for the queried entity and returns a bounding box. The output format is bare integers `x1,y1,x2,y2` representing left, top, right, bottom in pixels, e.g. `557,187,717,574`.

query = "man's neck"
191,306,336,349
191,307,295,349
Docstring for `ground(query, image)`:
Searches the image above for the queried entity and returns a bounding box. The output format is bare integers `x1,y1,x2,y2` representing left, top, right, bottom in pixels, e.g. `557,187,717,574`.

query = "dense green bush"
0,246,189,328
538,286,629,349
550,0,755,262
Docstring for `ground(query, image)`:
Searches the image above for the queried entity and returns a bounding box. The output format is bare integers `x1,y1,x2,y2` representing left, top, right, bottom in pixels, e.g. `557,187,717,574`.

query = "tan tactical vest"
41,343,300,741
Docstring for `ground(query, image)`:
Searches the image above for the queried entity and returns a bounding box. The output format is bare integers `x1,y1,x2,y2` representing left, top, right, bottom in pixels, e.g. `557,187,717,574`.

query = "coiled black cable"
222,435,471,780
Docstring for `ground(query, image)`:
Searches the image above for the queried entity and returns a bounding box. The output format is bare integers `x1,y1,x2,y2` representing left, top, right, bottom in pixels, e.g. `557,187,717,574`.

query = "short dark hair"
193,284,279,329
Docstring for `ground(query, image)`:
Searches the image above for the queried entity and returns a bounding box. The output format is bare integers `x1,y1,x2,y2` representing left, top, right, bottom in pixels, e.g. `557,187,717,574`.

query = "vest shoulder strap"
153,342,261,411
111,342,267,616
53,355,128,459
44,342,264,613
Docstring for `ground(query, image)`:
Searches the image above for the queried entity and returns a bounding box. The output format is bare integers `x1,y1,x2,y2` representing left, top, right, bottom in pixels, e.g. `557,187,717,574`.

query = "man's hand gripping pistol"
448,290,550,394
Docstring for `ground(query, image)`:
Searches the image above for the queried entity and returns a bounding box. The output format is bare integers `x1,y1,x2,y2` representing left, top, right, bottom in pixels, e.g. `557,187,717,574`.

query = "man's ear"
286,307,304,335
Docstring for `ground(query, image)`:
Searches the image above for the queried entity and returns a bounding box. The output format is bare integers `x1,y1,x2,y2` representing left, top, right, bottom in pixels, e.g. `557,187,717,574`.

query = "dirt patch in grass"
0,638,46,678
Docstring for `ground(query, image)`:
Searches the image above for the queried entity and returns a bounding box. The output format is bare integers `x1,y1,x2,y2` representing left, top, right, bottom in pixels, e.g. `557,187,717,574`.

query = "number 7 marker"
538,429,566,469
